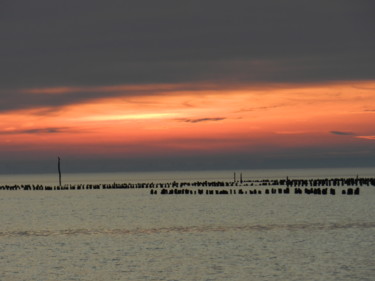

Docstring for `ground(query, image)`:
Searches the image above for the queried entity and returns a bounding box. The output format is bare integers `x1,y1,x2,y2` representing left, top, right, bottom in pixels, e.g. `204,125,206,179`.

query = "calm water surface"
1,167,375,186
1,168,374,280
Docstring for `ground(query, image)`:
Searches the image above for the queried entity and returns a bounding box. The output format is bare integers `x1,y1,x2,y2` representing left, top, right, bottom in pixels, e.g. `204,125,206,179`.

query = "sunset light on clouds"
1,81,374,172
0,0,374,173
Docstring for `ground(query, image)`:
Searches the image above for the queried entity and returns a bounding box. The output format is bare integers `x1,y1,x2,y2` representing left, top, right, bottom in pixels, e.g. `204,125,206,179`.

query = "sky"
0,0,374,174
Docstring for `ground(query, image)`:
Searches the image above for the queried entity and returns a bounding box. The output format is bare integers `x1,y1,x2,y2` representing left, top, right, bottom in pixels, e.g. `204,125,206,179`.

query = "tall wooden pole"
58,157,62,186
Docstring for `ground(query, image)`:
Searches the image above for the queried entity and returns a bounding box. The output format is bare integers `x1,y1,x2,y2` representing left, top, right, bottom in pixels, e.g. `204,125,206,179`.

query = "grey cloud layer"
179,118,226,123
0,83,235,112
330,131,356,136
0,127,74,135
0,0,374,91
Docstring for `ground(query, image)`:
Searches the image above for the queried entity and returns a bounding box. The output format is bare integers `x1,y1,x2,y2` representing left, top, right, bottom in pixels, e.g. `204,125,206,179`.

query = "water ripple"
1,222,374,238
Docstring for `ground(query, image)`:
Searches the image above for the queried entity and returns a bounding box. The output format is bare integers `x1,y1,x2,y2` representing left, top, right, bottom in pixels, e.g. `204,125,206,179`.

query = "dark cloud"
178,117,226,123
330,131,356,136
0,83,239,112
0,0,374,93
0,127,75,135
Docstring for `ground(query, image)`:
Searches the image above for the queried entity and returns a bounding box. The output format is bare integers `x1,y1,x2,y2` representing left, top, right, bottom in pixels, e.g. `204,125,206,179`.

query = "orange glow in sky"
1,81,374,158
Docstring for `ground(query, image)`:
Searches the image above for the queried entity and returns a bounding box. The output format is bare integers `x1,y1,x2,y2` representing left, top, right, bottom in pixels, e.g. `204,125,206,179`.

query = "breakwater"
0,176,374,195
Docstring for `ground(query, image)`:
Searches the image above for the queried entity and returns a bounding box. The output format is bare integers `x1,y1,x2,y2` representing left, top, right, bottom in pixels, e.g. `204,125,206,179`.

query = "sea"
0,167,374,281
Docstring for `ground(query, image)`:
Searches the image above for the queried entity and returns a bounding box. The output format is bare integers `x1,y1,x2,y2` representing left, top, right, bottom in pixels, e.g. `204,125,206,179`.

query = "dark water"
0,167,374,186
0,168,374,280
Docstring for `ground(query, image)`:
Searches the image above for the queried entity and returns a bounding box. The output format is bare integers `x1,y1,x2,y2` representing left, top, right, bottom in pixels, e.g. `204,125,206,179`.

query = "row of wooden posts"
54,158,375,187
0,179,369,193
152,187,360,195
0,158,372,192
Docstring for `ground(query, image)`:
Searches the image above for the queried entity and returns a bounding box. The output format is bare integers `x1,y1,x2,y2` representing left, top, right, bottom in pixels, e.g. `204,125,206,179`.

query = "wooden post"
58,157,62,186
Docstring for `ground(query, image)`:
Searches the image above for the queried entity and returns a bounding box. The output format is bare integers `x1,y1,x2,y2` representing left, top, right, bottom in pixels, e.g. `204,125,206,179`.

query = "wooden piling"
58,157,62,187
